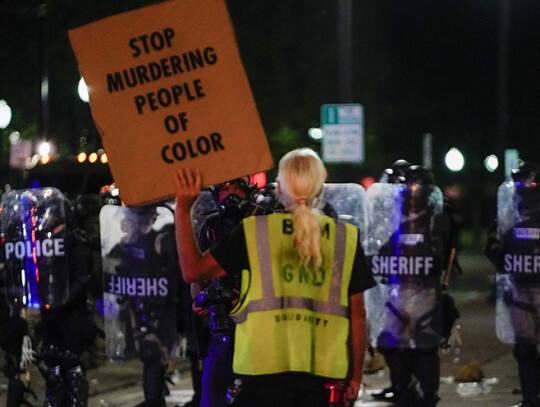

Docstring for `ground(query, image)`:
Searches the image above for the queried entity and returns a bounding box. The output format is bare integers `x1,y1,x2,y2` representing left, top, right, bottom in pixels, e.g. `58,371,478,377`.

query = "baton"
442,247,456,290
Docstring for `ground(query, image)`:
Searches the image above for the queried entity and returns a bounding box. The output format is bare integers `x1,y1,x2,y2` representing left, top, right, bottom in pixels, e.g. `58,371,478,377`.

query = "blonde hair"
278,148,326,267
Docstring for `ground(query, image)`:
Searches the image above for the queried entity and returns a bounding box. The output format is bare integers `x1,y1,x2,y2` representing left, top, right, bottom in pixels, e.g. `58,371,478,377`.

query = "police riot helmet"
511,161,540,187
511,161,540,213
211,176,254,214
380,159,412,183
122,206,158,232
402,165,435,214
9,191,38,232
73,193,102,220
34,192,72,232
405,165,435,186
20,190,38,213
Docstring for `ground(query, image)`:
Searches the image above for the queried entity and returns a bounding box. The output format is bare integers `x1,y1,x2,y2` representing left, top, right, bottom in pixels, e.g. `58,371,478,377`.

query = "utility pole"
496,0,510,179
337,0,353,103
38,2,49,142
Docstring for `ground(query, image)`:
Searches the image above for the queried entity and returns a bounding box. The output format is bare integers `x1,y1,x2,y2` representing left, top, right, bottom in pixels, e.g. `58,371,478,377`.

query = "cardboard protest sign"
69,0,273,206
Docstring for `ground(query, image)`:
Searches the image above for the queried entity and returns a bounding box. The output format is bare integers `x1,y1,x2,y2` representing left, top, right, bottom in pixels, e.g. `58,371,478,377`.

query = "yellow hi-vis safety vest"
230,213,357,379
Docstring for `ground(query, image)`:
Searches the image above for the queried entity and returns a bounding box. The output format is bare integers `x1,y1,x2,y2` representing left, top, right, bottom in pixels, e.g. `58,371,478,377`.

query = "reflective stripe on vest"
231,213,355,378
232,216,348,323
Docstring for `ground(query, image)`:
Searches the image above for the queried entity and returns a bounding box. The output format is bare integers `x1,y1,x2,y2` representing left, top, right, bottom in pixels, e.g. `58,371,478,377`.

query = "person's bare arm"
344,292,367,406
175,168,226,283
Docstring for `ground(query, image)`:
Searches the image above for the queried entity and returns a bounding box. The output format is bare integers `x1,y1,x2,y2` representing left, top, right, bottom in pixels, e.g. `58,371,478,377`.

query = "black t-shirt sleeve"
348,228,376,296
209,223,249,276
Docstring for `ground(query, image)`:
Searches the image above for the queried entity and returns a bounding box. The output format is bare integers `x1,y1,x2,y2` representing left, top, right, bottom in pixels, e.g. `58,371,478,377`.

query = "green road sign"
321,104,364,163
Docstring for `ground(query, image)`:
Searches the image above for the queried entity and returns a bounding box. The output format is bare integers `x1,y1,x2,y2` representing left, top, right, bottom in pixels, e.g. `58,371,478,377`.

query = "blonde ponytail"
278,148,326,268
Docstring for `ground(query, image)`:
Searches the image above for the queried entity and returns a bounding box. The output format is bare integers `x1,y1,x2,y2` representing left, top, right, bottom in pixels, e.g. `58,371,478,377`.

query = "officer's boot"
416,394,441,407
396,386,418,407
412,348,440,407
134,361,166,407
43,366,66,407
381,347,414,407
64,365,89,407
514,343,540,407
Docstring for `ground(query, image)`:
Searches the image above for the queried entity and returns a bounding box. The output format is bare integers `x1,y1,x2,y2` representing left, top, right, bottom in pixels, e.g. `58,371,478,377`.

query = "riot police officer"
371,159,412,403
365,165,446,407
100,205,179,407
37,196,98,407
193,177,255,407
1,189,98,407
485,161,540,407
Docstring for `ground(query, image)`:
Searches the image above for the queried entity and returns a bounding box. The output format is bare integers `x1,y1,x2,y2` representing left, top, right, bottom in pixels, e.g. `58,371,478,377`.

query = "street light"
445,147,465,172
0,100,12,129
308,127,323,140
484,154,499,173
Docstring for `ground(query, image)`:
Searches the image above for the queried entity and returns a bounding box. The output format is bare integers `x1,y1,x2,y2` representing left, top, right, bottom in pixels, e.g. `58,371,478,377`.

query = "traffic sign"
321,104,364,162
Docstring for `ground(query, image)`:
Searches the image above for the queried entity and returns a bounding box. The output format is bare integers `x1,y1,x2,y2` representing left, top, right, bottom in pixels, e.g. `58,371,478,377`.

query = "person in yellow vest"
174,148,376,406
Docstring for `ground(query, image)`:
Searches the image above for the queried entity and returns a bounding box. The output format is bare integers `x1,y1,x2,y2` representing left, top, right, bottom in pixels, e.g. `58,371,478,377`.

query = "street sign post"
504,149,519,179
321,103,364,163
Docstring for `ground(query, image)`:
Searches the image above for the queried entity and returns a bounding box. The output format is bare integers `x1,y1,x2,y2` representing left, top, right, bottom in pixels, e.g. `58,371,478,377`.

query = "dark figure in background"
485,161,540,407
37,197,98,407
194,177,255,407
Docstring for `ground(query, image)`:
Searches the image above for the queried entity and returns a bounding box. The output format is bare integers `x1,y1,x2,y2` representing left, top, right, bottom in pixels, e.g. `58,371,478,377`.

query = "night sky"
1,0,539,229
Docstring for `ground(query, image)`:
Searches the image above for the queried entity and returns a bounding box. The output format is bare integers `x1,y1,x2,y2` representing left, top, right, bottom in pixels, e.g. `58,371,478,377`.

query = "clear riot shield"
1,188,69,309
495,180,540,344
190,182,365,238
317,183,365,230
100,205,179,360
363,182,444,349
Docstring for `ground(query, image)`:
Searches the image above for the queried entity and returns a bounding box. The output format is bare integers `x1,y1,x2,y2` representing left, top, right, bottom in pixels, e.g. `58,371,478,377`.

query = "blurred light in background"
0,99,12,129
38,142,50,157
445,147,464,172
78,77,89,103
9,131,20,145
308,127,323,140
484,154,499,173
